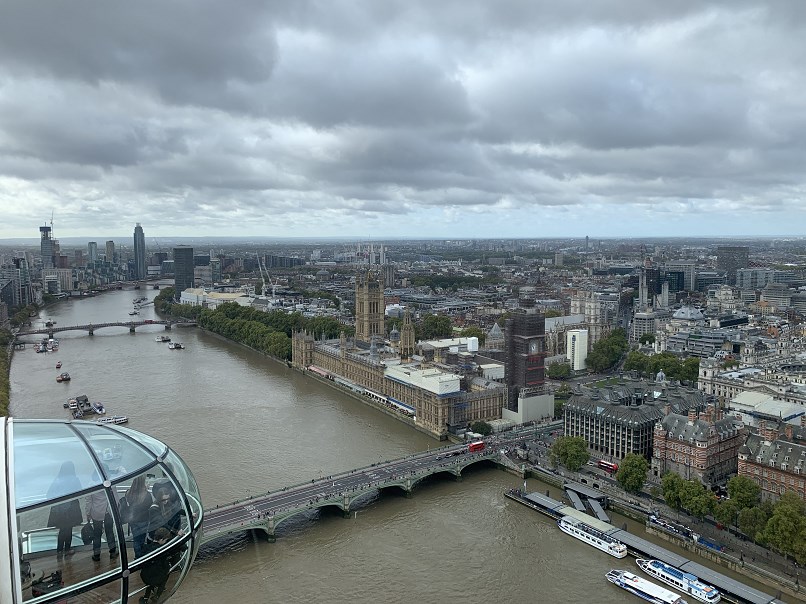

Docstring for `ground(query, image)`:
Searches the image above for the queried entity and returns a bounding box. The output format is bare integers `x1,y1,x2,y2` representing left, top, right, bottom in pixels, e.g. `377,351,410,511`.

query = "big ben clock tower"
504,312,546,411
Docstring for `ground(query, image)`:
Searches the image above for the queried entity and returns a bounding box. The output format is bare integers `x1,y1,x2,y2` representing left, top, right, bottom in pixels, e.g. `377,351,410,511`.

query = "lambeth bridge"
200,425,559,545
17,320,197,339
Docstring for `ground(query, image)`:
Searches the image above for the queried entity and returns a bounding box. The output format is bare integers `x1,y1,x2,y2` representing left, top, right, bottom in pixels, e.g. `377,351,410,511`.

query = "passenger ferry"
155,335,171,342
557,516,627,558
607,570,689,604
637,560,720,603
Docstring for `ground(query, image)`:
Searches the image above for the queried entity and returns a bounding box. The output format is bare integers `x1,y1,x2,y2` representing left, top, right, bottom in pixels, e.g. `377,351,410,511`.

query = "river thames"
9,289,785,603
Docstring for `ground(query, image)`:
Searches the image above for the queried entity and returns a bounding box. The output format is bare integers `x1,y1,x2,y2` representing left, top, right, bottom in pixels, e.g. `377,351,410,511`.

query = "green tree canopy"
547,362,571,380
419,314,453,340
661,472,685,511
638,333,655,345
739,506,771,543
550,436,589,472
726,475,761,511
623,351,699,383
585,328,628,373
459,326,486,346
0,329,12,348
713,499,740,527
762,492,806,564
679,480,716,520
470,421,492,436
615,453,649,494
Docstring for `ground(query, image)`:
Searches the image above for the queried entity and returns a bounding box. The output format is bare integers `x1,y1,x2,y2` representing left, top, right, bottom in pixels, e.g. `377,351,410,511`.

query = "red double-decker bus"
468,441,485,453
597,460,619,473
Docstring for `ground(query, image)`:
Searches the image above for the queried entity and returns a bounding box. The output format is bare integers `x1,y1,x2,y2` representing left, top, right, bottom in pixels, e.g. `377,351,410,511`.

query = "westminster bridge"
200,424,560,545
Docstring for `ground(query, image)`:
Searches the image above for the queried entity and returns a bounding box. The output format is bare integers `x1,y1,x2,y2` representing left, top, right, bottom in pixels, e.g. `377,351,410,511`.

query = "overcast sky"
0,1,804,240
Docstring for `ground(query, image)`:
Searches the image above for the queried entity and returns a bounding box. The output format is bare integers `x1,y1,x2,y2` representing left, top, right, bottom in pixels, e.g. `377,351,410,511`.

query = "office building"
105,240,116,264
566,329,588,371
39,225,54,269
664,271,685,294
695,271,726,292
173,245,195,299
760,283,793,311
133,224,146,280
563,377,707,460
663,260,696,292
87,241,98,263
736,268,774,291
716,246,749,285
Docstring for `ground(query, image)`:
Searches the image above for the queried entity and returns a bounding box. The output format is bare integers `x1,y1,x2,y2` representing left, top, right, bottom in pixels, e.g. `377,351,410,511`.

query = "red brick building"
651,404,744,487
738,418,806,502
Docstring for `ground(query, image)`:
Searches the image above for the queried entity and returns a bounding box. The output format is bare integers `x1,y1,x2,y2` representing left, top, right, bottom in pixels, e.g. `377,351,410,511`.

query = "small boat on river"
96,416,128,425
56,372,71,383
56,361,62,369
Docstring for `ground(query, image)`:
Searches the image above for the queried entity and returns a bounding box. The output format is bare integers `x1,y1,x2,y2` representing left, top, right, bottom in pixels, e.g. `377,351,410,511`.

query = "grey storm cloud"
0,0,805,238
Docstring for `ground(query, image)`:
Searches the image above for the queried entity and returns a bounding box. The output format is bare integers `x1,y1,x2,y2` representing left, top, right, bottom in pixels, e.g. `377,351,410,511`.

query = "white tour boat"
607,570,689,604
636,560,720,603
557,515,627,558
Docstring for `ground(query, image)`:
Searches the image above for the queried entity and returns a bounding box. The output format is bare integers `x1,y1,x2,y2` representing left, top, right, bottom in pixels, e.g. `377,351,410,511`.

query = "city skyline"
1,2,805,239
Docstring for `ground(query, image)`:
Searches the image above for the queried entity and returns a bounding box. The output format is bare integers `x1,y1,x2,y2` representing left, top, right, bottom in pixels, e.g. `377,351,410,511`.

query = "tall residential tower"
133,223,146,280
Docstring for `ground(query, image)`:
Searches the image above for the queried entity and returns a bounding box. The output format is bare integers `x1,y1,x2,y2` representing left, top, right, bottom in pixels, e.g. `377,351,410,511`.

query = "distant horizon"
2,233,804,248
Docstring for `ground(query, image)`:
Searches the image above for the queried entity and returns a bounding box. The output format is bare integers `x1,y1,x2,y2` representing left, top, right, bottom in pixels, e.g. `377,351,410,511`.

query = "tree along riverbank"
153,287,349,361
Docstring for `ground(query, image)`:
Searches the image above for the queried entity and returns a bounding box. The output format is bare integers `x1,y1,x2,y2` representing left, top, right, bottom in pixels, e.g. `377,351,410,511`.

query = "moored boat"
96,415,128,425
636,560,719,603
557,515,627,558
606,570,688,604
90,401,106,415
155,335,171,342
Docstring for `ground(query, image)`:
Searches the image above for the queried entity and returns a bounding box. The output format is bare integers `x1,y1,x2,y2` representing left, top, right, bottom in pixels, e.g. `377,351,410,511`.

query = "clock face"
529,341,538,354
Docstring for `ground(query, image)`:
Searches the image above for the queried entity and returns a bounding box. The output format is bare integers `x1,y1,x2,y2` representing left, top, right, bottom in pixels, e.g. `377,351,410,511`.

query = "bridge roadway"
16,320,197,338
201,424,558,545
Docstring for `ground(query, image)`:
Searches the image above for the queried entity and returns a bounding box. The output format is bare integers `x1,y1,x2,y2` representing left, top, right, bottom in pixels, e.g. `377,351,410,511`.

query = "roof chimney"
785,424,794,441
688,408,698,425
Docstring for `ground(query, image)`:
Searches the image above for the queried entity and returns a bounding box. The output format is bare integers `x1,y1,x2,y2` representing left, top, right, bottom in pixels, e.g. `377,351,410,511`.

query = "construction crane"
256,254,278,300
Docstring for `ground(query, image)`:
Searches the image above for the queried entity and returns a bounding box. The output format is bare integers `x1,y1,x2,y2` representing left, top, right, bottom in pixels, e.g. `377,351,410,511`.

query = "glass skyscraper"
133,224,146,280
172,246,194,300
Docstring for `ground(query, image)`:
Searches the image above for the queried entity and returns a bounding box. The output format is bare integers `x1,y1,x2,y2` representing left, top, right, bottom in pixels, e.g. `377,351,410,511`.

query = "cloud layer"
0,1,804,238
